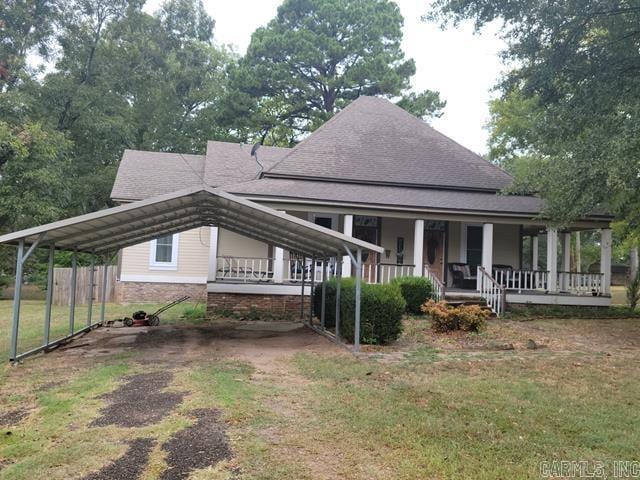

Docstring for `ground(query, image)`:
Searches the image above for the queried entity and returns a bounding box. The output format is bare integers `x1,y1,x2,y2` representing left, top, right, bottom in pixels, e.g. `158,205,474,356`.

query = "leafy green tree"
0,121,72,231
427,1,640,233
225,0,444,143
0,0,60,91
33,0,232,213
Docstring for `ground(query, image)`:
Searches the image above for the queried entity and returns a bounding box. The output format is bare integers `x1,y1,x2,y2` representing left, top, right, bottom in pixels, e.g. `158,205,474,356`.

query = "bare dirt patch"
160,408,233,480
0,407,29,426
91,372,185,428
63,320,343,373
83,437,155,480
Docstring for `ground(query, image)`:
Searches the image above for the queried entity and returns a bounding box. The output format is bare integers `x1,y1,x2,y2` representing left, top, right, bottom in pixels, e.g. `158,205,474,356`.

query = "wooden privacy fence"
53,266,117,306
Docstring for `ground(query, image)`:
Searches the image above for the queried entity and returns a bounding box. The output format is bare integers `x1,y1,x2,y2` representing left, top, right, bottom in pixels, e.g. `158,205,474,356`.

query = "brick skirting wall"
207,292,306,319
115,281,207,304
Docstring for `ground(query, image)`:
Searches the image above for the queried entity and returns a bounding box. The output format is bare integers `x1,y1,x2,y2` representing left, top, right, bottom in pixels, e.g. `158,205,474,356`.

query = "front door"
424,228,445,282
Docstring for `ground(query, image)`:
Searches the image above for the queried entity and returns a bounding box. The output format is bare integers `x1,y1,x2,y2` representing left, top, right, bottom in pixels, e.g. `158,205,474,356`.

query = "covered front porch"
207,211,613,315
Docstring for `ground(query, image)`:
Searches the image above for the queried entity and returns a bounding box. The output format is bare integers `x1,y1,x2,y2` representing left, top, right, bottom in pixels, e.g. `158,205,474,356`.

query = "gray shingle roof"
225,178,545,216
110,150,205,201
264,96,513,191
111,144,290,201
203,141,289,187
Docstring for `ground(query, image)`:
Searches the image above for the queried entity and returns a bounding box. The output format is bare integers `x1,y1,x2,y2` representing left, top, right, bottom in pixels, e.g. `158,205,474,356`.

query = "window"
466,226,483,269
149,233,179,269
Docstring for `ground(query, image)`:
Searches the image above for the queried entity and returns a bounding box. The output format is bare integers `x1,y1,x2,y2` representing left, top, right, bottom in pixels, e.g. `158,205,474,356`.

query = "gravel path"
160,408,233,480
90,371,185,428
83,438,155,480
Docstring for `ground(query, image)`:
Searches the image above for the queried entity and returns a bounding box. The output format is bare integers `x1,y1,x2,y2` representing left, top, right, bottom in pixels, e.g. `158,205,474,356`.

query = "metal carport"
0,186,383,362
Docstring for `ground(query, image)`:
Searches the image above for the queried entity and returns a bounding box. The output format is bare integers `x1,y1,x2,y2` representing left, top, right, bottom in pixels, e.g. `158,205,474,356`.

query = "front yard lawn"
1,300,639,479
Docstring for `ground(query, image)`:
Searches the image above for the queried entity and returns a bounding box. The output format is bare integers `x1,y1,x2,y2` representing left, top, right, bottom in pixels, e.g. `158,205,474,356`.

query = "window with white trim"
149,233,179,269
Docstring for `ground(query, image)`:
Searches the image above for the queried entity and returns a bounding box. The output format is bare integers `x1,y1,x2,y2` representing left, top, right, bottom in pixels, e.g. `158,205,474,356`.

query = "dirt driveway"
61,319,343,371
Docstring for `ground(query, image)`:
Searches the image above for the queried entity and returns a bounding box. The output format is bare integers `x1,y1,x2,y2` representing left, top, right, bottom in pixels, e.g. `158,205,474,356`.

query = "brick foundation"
115,281,207,304
207,292,306,319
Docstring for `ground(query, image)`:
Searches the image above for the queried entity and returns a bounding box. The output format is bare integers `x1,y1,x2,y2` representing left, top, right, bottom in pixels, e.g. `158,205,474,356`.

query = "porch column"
630,245,639,281
207,226,219,282
477,223,493,291
600,228,612,295
342,214,353,277
413,219,424,277
273,247,284,283
546,228,558,292
273,210,285,283
561,232,571,291
532,235,540,270
575,231,582,273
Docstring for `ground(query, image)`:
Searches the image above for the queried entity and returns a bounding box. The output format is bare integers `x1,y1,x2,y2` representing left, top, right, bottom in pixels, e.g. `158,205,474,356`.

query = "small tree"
627,272,640,311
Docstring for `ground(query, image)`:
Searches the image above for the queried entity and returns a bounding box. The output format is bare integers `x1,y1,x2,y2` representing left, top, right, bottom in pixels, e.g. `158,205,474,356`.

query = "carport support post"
87,254,95,326
43,244,55,346
335,259,342,342
309,255,316,324
10,240,25,361
320,258,327,330
100,255,109,323
69,250,77,335
354,248,362,353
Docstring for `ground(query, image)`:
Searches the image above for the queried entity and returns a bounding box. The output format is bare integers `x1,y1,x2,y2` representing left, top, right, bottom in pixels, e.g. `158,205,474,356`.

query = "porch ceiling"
0,186,384,258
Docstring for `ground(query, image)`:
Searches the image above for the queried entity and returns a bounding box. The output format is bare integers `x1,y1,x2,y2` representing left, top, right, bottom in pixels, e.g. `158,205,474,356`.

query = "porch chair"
448,263,477,289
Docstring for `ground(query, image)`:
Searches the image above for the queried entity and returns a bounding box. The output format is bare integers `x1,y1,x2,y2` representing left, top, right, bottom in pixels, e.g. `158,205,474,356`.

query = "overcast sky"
147,0,506,154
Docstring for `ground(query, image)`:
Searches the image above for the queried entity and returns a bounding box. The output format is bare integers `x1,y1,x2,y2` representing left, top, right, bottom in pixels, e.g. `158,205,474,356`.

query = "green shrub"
390,276,433,314
627,272,640,311
340,280,405,344
313,278,405,344
312,277,340,328
422,299,490,333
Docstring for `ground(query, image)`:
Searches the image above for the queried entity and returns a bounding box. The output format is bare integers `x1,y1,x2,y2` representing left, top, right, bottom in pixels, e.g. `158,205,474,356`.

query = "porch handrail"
478,266,505,317
361,263,415,284
217,256,274,283
423,265,445,301
493,269,548,292
557,271,603,295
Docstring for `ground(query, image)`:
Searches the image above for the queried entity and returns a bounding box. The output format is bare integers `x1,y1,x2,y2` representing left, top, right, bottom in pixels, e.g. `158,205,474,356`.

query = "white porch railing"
423,265,445,301
361,263,414,284
478,266,505,316
492,268,604,296
216,256,274,282
493,269,549,292
558,272,603,296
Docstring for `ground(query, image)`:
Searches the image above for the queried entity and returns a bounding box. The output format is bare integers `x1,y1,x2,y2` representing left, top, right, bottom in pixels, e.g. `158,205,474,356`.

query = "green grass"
2,301,640,478
291,352,640,479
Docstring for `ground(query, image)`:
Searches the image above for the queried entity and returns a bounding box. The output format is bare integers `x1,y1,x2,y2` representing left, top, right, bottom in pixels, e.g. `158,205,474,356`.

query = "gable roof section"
111,143,290,202
203,141,289,187
264,96,513,192
111,150,205,201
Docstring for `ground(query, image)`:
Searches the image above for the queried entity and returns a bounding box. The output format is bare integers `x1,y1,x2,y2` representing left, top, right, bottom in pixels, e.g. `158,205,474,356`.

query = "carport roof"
0,186,383,257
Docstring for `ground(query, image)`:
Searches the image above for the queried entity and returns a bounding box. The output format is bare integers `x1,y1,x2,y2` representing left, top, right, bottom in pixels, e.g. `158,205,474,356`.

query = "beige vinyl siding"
447,221,462,263
120,227,210,280
379,217,414,265
493,223,521,268
217,228,270,258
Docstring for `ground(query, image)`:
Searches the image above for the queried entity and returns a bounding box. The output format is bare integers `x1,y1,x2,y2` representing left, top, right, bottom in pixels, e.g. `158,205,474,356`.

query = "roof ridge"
263,96,368,174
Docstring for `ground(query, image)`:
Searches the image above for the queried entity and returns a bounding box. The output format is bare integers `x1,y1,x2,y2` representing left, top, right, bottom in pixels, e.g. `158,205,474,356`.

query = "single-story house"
111,96,613,315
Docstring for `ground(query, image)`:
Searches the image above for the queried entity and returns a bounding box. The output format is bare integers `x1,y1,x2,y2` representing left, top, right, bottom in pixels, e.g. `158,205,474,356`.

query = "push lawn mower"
123,296,190,327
